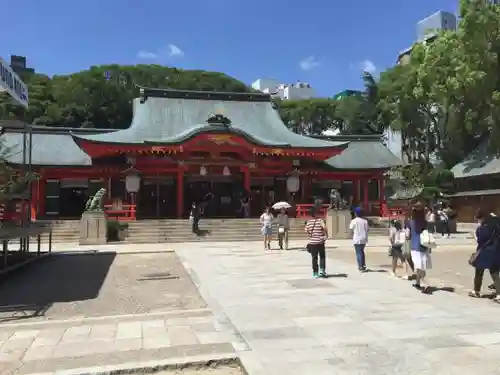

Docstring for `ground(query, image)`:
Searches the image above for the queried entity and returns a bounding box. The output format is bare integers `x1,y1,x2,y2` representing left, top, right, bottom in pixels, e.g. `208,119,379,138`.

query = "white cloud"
136,44,184,60
168,44,184,57
137,50,158,59
360,59,376,73
299,56,321,71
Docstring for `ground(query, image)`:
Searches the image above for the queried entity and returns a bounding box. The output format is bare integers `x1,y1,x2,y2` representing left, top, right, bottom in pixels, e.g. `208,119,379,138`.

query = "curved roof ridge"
139,86,271,102
70,97,348,149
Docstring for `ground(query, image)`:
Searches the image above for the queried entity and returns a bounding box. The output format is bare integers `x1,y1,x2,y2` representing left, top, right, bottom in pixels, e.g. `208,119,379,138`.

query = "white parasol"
272,201,291,210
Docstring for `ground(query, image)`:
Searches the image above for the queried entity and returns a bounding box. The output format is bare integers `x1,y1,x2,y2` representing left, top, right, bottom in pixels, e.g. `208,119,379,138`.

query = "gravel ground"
0,251,206,321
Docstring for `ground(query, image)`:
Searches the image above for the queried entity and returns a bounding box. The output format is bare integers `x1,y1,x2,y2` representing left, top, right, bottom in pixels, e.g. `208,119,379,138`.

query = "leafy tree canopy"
276,98,340,135
0,64,251,129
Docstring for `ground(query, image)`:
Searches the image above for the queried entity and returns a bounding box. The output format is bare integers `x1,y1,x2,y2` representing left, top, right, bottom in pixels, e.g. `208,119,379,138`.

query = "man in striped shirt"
305,209,329,278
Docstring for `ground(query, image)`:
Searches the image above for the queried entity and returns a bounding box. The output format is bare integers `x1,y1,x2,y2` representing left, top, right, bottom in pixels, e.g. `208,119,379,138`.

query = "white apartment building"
251,78,315,100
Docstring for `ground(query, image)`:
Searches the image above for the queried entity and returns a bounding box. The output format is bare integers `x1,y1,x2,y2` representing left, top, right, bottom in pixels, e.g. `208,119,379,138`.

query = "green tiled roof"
71,88,347,149
316,135,402,170
0,127,114,166
451,143,500,179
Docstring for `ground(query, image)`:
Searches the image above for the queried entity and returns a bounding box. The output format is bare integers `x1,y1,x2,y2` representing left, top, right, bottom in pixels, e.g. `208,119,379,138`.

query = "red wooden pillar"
300,175,306,202
241,165,251,214
38,177,46,218
241,165,251,192
379,177,386,216
176,167,185,218
30,180,39,220
353,178,359,204
363,179,369,213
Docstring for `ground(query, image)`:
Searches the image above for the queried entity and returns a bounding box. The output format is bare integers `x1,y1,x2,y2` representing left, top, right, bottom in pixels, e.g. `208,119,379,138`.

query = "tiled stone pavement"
176,241,500,375
0,308,236,375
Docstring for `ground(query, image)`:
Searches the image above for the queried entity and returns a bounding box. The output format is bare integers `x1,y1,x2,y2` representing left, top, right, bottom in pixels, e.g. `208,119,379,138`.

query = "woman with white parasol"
273,202,291,250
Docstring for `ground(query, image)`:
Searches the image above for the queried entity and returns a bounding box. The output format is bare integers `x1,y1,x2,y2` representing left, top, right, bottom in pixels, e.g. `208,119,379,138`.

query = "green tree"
335,72,386,135
0,65,252,128
277,98,341,135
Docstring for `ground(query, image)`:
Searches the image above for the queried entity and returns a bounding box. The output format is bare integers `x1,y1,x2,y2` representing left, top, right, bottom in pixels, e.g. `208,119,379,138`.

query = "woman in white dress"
259,207,274,250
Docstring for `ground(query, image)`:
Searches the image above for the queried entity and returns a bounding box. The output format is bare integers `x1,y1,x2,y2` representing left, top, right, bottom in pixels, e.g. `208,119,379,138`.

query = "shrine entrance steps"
123,218,389,243
30,218,389,244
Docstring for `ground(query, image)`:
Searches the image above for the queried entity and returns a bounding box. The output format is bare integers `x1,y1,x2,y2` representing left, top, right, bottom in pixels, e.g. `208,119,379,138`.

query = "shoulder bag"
306,219,319,253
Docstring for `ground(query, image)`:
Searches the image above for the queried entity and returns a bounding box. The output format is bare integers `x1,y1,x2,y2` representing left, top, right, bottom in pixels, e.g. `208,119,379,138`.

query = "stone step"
28,218,389,244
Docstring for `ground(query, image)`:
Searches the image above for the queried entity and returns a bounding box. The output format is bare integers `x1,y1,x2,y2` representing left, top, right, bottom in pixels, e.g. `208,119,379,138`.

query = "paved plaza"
0,236,499,374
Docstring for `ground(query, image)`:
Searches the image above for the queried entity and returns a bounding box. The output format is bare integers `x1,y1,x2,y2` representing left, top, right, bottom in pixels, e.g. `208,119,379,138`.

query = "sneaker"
488,283,496,290
493,295,500,303
319,270,327,278
468,291,481,298
389,272,396,277
421,286,432,294
312,272,319,278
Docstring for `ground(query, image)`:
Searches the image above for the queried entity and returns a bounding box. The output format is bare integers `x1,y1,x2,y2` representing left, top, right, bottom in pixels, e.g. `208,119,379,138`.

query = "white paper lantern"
286,175,300,193
200,166,207,176
125,174,141,193
223,165,231,176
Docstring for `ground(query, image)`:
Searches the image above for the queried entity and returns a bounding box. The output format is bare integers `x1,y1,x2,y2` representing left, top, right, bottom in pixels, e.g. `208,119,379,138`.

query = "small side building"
450,145,500,221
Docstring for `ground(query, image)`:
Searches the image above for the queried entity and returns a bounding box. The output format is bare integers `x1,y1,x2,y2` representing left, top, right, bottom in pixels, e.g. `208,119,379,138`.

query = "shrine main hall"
2,87,401,219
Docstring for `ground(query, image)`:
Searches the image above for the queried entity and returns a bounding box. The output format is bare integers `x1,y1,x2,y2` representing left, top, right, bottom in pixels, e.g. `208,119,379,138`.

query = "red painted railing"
0,201,37,222
295,204,329,219
381,203,406,219
104,204,137,221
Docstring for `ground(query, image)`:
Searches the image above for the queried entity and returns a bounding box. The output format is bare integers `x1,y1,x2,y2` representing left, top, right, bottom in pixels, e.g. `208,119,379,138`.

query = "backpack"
394,230,406,246
420,229,437,249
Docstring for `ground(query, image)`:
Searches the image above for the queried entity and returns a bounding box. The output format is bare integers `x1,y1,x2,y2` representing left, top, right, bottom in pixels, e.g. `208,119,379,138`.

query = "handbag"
468,251,479,266
420,229,437,249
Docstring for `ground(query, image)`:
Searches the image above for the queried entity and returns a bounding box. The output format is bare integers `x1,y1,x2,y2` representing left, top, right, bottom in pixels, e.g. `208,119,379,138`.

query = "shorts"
391,245,405,261
261,226,272,236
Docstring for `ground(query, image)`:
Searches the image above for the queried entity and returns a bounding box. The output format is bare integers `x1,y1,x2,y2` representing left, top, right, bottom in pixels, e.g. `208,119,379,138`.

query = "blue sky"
3,0,457,97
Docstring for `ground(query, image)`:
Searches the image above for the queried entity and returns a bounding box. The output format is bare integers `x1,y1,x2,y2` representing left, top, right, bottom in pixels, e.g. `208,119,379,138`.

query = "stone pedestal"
80,211,107,245
326,209,351,239
448,218,457,233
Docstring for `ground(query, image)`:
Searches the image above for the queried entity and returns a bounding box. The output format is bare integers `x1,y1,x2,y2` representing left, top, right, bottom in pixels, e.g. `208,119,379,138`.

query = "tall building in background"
251,78,315,100
10,55,35,75
416,11,456,41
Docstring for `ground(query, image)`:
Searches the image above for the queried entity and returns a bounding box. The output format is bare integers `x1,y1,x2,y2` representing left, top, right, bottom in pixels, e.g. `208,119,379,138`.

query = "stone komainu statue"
329,189,341,209
329,188,348,210
85,188,107,212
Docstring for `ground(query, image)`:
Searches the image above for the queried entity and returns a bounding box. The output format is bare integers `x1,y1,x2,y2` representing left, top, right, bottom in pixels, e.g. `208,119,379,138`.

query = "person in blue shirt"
469,209,500,301
408,203,432,293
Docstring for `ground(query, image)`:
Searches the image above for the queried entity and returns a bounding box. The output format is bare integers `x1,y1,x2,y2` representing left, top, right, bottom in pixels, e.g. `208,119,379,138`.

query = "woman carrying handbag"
468,209,500,301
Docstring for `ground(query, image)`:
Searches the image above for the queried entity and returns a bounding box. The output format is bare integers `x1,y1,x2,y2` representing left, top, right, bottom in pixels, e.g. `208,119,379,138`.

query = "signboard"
0,57,28,108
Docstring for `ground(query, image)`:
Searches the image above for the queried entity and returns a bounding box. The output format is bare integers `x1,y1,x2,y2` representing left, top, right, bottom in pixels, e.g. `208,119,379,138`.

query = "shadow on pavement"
0,252,116,322
426,286,455,295
138,272,180,281
366,268,388,273
326,273,348,278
